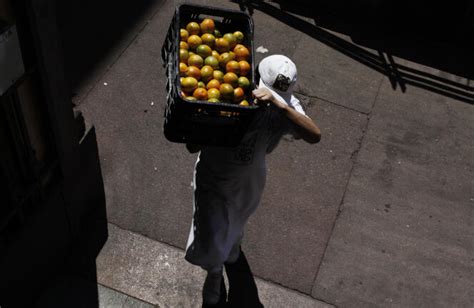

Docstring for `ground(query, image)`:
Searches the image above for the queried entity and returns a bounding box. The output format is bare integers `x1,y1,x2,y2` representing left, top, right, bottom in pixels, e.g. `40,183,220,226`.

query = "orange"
180,29,189,41
206,79,221,90
239,99,250,106
180,41,189,50
186,66,201,79
223,33,237,49
234,44,245,50
233,87,245,102
207,88,220,100
201,33,215,47
179,49,189,63
186,22,200,35
200,65,214,82
215,38,230,53
193,87,208,100
181,77,198,93
188,51,196,57
234,45,250,61
187,35,202,49
187,54,204,68
179,62,188,76
213,70,224,82
204,56,219,69
225,60,240,74
214,29,222,38
196,44,212,58
238,60,251,76
200,18,215,34
219,83,234,100
224,72,239,87
218,52,234,68
198,81,206,88
238,76,250,89
233,31,244,43
208,98,220,103
212,50,220,59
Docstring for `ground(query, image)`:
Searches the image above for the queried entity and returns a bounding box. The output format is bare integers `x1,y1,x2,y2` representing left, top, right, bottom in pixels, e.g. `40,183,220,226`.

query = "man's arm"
253,88,321,144
282,105,321,143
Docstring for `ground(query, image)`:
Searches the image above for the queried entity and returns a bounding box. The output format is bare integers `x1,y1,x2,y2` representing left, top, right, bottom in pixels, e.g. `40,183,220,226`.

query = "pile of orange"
179,18,252,106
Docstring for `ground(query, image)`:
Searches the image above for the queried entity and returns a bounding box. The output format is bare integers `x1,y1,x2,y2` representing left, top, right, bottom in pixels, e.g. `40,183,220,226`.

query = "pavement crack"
108,221,186,252
349,124,367,163
240,274,336,307
98,283,155,306
309,77,383,296
294,90,370,115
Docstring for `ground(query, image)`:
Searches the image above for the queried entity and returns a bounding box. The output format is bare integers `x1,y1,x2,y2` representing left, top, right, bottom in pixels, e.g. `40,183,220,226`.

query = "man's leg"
226,233,243,264
225,248,264,308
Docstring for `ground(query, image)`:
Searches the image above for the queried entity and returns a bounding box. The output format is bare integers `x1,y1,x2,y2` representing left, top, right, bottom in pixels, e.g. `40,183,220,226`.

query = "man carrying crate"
185,55,321,307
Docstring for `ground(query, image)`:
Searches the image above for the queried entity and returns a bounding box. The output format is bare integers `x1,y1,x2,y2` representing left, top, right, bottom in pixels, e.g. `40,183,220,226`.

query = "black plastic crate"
161,3,260,147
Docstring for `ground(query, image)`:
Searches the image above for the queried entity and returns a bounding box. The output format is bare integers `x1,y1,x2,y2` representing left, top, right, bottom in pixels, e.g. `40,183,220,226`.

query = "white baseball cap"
258,54,297,106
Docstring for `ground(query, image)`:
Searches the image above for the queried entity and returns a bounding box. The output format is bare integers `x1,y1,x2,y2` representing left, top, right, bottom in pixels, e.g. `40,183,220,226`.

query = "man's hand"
253,87,321,144
252,87,286,109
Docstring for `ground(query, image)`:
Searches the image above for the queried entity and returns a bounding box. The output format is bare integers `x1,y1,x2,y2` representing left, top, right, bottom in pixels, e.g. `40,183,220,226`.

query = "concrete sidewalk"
75,0,473,306
97,223,333,307
99,284,154,308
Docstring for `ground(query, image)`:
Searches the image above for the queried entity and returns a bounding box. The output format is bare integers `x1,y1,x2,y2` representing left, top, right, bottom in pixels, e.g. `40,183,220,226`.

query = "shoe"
202,271,227,307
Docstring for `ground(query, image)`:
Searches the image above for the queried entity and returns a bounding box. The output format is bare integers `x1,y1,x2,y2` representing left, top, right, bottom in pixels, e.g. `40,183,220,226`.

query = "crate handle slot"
192,14,225,24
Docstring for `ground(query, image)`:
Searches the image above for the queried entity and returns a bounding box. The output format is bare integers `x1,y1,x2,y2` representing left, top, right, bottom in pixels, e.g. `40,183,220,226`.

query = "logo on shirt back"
232,131,258,165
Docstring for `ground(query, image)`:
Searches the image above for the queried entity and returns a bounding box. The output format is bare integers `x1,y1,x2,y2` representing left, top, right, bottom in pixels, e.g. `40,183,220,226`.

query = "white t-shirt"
199,95,306,170
185,96,306,269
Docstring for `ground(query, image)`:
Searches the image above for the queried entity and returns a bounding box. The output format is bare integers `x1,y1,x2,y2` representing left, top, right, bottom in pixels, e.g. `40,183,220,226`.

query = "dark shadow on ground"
0,190,107,308
235,0,473,104
56,0,164,95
